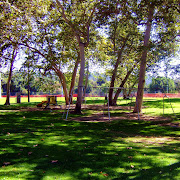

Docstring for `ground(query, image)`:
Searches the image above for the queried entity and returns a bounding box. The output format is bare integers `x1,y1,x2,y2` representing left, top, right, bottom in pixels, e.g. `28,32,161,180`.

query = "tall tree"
95,0,143,105
0,0,27,105
133,0,179,113
133,2,154,113
112,62,140,104
14,0,81,105
4,45,18,105
55,0,99,113
1,0,80,105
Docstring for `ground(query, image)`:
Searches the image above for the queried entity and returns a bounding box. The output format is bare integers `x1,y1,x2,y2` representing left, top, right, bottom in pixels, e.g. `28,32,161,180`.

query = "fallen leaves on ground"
51,160,58,163
3,162,11,166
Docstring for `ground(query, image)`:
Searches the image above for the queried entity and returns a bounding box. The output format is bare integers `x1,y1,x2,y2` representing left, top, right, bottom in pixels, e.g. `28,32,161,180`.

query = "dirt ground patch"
68,104,172,121
18,104,179,128
69,112,173,122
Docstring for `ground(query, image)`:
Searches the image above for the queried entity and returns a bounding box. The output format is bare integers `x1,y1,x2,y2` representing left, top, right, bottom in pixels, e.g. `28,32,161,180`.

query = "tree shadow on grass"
0,110,179,179
131,158,180,180
140,98,180,109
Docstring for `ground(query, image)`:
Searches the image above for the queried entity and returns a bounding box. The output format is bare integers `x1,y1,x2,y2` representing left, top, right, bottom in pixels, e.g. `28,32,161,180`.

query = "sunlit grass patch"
0,97,179,179
0,163,37,180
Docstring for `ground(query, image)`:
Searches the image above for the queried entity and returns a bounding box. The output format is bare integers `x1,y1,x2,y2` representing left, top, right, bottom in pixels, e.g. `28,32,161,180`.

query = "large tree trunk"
83,63,89,102
133,5,154,113
109,35,129,105
112,65,135,105
69,56,80,104
4,61,13,105
53,66,69,105
128,78,139,97
4,47,17,105
75,42,86,114
55,1,95,113
27,62,30,102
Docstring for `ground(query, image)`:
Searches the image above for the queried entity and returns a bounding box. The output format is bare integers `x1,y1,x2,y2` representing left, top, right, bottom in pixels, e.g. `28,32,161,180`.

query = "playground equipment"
63,86,178,121
63,86,137,121
163,94,177,118
37,95,61,109
62,87,76,120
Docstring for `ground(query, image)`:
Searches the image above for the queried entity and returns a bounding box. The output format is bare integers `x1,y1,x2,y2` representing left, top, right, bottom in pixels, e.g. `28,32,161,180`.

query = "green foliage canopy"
149,76,176,93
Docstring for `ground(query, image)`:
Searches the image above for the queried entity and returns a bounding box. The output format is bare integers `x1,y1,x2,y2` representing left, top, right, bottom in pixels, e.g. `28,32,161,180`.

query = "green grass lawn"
0,97,66,105
0,97,179,179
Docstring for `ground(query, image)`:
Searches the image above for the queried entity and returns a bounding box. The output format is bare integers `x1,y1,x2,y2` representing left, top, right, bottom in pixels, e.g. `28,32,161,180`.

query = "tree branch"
19,42,46,59
84,2,99,46
55,0,81,43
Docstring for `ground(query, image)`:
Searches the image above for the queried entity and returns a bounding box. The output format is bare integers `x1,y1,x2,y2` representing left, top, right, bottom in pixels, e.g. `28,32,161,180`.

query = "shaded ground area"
69,112,179,128
5,103,179,128
0,103,179,179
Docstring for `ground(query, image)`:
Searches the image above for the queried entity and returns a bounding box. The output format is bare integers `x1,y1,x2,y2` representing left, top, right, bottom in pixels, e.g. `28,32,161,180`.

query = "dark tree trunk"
109,35,129,105
27,62,30,102
128,78,139,97
69,56,80,104
53,66,69,105
112,66,135,105
4,47,17,105
83,63,89,102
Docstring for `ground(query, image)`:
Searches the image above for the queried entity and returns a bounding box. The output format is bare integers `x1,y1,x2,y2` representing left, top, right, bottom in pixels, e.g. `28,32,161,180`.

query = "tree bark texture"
75,43,86,114
109,35,129,105
83,63,89,102
4,47,17,105
128,78,139,97
133,5,154,113
69,56,80,104
53,66,69,105
27,63,30,103
113,65,135,105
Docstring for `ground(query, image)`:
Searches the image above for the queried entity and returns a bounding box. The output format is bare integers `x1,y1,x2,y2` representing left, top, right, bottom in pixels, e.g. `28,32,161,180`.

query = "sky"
10,51,180,77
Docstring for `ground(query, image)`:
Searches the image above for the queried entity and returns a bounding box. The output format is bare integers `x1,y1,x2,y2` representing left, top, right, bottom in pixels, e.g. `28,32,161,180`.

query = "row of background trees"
1,70,179,96
0,0,179,113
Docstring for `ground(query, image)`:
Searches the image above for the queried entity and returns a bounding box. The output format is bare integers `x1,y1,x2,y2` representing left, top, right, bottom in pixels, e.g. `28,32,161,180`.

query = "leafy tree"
110,30,142,104
0,0,33,104
97,77,105,86
1,0,179,114
2,45,18,105
1,69,62,96
14,0,81,105
174,78,180,92
170,62,180,80
149,76,175,93
131,0,179,113
55,0,99,113
94,0,143,105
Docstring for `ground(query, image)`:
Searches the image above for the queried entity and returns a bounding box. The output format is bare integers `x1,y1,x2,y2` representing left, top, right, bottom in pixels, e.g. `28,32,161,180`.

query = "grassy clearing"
0,97,179,179
0,97,66,105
